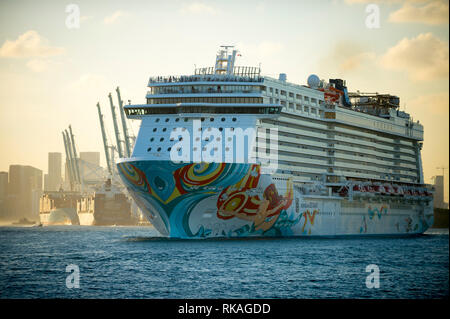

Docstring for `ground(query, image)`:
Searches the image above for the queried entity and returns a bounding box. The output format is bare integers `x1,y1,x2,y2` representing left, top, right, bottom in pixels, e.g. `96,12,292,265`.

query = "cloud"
26,59,60,73
389,0,449,24
408,91,449,116
180,2,217,15
340,52,377,71
380,33,449,81
324,41,376,73
0,30,64,58
104,11,129,25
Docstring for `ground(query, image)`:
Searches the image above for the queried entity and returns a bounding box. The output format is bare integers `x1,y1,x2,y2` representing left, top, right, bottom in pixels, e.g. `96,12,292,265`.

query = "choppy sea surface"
0,226,448,299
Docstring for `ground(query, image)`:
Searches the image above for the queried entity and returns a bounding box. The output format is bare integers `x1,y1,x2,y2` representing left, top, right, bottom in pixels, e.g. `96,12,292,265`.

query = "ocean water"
0,226,448,299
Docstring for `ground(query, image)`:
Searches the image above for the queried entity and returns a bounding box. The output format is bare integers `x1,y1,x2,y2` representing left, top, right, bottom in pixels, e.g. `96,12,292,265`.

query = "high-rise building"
7,165,42,220
0,172,8,219
433,175,445,209
46,152,62,191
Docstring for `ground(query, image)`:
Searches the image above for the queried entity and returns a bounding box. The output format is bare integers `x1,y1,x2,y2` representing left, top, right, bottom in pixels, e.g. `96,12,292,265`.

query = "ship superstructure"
77,179,136,226
117,46,433,238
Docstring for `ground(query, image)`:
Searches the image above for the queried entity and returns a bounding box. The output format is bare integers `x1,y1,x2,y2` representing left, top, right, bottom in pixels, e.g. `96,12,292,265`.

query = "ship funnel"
279,73,287,82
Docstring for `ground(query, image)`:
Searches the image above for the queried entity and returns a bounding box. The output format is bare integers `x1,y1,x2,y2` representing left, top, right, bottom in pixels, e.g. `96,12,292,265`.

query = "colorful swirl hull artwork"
117,160,433,238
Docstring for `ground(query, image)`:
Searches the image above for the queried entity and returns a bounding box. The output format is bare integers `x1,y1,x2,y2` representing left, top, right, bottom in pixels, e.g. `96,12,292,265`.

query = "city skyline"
0,0,448,202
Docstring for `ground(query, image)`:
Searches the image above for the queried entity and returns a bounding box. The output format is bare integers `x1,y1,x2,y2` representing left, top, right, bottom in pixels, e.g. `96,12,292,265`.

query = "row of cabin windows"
147,97,263,104
267,87,322,105
150,85,262,95
271,99,322,116
126,106,281,116
149,127,235,136
152,117,237,123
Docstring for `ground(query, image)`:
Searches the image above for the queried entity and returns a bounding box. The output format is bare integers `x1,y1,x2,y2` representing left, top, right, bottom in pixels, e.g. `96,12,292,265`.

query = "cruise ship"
117,46,434,238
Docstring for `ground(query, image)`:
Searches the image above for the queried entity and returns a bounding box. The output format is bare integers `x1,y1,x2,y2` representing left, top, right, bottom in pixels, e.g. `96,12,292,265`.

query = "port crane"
96,87,135,178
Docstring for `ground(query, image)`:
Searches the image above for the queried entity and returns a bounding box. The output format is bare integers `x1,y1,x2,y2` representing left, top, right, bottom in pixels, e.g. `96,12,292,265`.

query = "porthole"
201,118,205,122
157,147,161,152
160,137,164,142
232,118,236,122
162,128,167,132
219,127,223,132
175,118,180,122
170,137,174,141
210,118,214,122
155,118,160,122
167,147,171,151
165,118,169,122
150,137,154,142
179,137,183,141
221,118,225,122
153,128,157,132
147,147,152,152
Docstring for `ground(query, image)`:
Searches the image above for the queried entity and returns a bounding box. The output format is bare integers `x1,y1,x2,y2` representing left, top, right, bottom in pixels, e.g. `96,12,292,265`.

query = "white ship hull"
117,160,433,238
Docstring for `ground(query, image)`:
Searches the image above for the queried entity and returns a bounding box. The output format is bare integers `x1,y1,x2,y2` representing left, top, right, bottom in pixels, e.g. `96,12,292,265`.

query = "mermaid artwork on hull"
216,164,293,232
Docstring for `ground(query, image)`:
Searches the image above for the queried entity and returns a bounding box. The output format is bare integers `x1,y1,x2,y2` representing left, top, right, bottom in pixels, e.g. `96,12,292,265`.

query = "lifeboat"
374,185,387,195
404,188,412,197
392,186,399,195
352,184,365,193
339,186,349,197
385,185,395,195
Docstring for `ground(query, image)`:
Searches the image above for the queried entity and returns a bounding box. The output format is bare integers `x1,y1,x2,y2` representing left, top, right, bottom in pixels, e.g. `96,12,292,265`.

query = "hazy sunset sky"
0,0,448,200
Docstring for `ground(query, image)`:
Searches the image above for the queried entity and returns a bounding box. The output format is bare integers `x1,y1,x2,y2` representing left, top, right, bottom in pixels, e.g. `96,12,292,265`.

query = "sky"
0,0,448,201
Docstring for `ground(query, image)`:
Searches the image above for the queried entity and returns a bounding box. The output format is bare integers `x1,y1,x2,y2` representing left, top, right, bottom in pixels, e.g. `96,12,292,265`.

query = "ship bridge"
125,46,281,119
